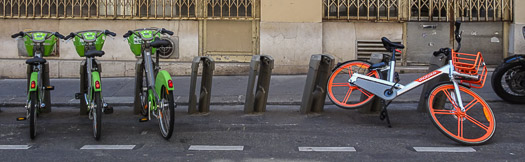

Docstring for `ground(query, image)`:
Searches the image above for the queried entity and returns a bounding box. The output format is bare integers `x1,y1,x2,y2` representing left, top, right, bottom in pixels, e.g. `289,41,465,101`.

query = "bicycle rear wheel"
158,87,174,140
29,91,37,139
427,83,496,145
327,60,379,109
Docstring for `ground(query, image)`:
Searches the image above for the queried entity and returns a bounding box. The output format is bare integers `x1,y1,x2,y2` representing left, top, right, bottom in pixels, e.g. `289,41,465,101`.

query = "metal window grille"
0,0,197,19
205,0,255,20
323,0,513,22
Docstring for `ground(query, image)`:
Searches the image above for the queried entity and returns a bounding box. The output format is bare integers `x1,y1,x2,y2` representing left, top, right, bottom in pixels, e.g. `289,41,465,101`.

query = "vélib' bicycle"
63,30,116,140
12,31,65,139
327,21,495,145
123,28,176,140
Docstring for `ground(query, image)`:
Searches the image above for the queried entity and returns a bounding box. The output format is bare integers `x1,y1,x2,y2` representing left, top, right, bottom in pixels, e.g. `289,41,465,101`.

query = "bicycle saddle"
150,39,170,48
381,37,404,52
85,50,105,57
25,57,47,65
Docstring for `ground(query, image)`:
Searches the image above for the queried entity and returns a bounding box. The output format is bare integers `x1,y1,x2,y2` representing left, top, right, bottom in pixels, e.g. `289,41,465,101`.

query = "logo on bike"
416,71,441,82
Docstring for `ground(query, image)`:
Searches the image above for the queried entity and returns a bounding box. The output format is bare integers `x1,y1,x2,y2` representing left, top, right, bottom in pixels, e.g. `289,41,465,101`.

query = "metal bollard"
300,54,335,113
358,53,387,114
133,59,144,115
80,60,101,115
244,55,274,113
188,56,215,114
417,53,448,112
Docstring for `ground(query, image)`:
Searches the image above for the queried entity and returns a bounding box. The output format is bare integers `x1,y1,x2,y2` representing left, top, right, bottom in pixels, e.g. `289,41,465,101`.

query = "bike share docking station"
244,55,274,113
300,54,335,113
79,60,102,115
188,56,215,114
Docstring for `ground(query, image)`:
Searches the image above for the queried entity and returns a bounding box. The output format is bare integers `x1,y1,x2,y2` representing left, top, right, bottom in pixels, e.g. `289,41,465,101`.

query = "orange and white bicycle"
326,21,495,145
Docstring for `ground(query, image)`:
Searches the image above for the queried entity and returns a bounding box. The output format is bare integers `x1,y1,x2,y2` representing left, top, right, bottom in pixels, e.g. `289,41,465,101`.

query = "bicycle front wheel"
158,87,174,140
327,60,379,109
93,92,102,140
29,91,37,139
427,83,496,145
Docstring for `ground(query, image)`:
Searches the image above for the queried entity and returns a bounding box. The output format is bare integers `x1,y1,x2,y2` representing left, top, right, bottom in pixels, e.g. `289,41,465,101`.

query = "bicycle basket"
451,50,488,89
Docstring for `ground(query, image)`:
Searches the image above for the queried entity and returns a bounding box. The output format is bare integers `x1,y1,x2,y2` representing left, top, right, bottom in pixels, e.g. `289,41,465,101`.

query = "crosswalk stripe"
413,147,476,152
0,145,31,150
80,145,135,150
298,147,356,152
189,145,244,151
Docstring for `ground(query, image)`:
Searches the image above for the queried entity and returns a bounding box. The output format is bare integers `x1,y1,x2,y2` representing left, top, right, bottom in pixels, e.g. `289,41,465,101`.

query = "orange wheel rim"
328,62,379,107
428,85,495,143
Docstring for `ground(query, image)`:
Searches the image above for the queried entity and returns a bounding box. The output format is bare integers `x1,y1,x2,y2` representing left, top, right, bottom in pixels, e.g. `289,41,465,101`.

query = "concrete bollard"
188,56,215,114
300,54,335,114
358,53,387,114
244,55,274,113
416,53,448,112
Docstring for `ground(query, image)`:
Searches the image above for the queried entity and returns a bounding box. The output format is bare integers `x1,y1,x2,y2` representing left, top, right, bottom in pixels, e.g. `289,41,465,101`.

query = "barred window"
0,0,197,19
323,0,400,20
206,0,254,19
409,0,511,21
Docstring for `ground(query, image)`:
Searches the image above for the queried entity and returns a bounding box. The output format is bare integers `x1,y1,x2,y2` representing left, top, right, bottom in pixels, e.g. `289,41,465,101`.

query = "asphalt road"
0,102,524,161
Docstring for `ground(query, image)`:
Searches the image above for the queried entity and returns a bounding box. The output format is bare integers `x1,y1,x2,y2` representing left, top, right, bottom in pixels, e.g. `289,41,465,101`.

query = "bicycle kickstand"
379,99,392,128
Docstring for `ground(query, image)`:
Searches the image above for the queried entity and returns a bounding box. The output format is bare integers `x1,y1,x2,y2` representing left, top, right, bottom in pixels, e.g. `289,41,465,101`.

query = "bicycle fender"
155,70,174,97
29,72,38,92
91,71,102,92
503,54,525,63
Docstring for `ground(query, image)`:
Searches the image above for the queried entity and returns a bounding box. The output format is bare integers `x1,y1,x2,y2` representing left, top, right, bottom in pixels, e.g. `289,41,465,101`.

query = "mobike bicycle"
491,26,525,104
12,31,65,139
123,28,175,139
326,21,495,145
63,30,116,140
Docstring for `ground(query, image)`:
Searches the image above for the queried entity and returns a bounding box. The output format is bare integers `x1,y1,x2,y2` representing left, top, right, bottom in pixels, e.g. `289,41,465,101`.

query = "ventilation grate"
356,40,402,62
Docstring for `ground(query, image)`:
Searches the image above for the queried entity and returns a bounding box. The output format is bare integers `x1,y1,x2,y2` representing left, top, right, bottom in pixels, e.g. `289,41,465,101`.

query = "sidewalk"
0,73,501,107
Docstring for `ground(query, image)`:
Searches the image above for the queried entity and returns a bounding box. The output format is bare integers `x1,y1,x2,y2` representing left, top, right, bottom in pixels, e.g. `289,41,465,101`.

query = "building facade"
0,0,522,78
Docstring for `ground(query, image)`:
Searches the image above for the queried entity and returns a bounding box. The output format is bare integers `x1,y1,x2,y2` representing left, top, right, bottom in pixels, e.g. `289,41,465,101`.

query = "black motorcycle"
491,26,525,104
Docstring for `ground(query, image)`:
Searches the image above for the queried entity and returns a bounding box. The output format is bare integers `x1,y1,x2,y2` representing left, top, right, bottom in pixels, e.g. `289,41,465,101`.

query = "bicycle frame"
349,51,479,112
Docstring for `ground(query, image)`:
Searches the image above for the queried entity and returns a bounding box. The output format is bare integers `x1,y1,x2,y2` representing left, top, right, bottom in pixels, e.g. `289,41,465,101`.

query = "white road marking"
298,147,356,152
413,147,476,152
0,145,31,149
188,145,244,151
80,145,135,150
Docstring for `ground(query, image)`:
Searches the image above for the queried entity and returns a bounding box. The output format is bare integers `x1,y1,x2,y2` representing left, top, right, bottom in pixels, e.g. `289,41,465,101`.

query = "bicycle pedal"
139,117,149,122
44,85,54,90
104,106,114,114
75,93,82,99
16,117,26,121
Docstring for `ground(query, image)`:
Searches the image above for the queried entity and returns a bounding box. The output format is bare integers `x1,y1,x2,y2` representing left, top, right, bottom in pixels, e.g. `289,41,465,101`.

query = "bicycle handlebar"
161,28,174,36
54,32,65,39
104,30,117,37
11,32,24,38
123,30,133,38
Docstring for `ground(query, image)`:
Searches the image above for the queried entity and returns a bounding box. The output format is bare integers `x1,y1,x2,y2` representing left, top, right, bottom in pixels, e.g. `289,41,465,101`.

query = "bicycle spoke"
464,99,479,112
465,115,490,132
332,83,350,87
357,88,373,97
432,109,455,115
342,88,353,104
458,117,463,138
443,90,460,110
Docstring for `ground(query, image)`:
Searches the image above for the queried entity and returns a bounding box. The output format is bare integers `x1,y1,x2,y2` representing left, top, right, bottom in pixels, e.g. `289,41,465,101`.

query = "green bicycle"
123,28,175,140
64,30,116,140
12,31,65,139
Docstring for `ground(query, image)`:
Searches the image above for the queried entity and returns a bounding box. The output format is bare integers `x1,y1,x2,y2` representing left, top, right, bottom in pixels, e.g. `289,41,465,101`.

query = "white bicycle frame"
348,58,480,112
